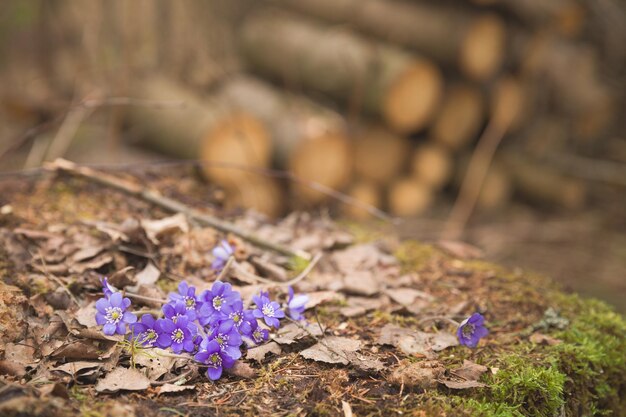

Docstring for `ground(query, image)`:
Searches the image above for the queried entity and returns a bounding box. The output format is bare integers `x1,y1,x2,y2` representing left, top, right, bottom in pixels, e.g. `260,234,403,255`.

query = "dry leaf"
451,360,488,381
75,301,97,328
71,245,105,263
529,333,562,346
134,349,176,380
95,367,150,393
141,213,188,244
300,336,361,365
51,361,101,376
135,262,161,286
157,384,195,395
4,342,37,366
306,291,345,309
226,361,257,379
273,323,323,345
246,341,282,363
342,271,380,296
70,254,113,273
388,360,445,389
378,324,457,358
342,401,354,417
385,288,434,307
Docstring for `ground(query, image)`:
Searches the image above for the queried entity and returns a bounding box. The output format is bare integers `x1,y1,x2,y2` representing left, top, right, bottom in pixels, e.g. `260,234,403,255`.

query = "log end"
225,177,286,218
432,84,485,151
383,59,443,133
461,14,506,80
200,112,271,188
341,181,382,220
411,143,453,190
289,132,353,204
388,178,433,217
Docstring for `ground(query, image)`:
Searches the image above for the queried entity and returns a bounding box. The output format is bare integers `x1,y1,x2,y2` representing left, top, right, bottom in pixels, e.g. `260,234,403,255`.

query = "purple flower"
209,320,242,360
457,313,489,348
251,326,269,345
100,277,117,298
222,300,255,336
252,291,284,329
194,338,236,381
131,314,160,347
95,292,137,335
211,240,234,271
163,300,197,323
198,281,239,326
169,281,199,312
287,286,308,321
156,316,197,353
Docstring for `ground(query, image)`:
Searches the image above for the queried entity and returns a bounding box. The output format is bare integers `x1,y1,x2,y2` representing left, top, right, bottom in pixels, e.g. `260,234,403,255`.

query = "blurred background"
0,0,624,310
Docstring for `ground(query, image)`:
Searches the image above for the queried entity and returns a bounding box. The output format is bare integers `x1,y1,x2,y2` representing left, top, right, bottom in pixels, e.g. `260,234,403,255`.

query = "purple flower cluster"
95,274,309,381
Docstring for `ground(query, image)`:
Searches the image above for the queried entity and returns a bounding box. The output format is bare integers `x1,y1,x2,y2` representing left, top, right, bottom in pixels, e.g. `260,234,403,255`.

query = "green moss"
489,355,566,417
394,241,435,271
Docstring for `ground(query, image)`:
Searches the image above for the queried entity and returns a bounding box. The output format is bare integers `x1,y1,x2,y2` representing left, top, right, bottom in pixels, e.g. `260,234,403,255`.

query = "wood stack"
117,0,619,218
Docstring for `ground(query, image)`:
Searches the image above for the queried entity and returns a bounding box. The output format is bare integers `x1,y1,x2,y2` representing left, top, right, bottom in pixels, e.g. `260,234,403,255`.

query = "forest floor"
0,163,625,417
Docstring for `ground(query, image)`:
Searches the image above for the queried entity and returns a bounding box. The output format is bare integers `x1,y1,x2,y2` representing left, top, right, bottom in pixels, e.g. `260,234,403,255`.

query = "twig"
214,256,235,282
123,292,168,304
44,158,311,260
231,253,322,287
151,367,195,387
442,115,511,240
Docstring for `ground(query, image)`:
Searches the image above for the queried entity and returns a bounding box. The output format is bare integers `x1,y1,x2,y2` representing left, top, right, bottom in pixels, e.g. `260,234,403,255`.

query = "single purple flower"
169,281,199,312
194,338,236,381
95,292,137,335
156,316,197,353
209,319,242,360
252,292,284,329
457,313,489,348
163,300,197,323
131,314,160,347
222,300,256,336
198,281,239,326
287,286,308,321
211,240,234,271
251,326,269,345
100,276,117,298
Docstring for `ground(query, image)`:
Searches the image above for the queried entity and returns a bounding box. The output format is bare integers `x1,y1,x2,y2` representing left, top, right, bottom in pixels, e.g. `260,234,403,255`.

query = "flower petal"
207,366,222,381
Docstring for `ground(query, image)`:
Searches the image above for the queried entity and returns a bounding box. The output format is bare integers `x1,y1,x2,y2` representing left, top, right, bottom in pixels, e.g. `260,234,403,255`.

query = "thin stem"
231,253,322,287
124,292,169,304
214,256,234,282
151,368,195,387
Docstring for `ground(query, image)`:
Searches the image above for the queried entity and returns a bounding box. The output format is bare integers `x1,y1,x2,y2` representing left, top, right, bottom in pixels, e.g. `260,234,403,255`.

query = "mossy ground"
0,173,625,417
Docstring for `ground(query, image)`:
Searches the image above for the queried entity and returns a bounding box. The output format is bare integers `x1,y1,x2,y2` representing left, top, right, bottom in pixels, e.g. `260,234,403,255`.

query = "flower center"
209,353,222,367
171,329,184,343
462,324,475,338
215,334,228,346
262,303,275,317
253,330,265,343
213,296,224,310
105,307,124,324
184,297,196,309
230,312,242,324
140,330,157,346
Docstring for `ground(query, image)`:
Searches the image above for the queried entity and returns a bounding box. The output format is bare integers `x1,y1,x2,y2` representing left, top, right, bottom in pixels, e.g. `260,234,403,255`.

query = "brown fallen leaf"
306,291,346,309
388,360,445,389
75,301,98,328
340,296,385,318
134,349,176,380
71,245,105,263
157,384,195,395
342,271,380,296
95,367,151,393
4,342,37,367
141,213,188,244
51,361,101,376
70,254,113,274
529,332,562,346
385,288,434,307
300,336,361,365
451,360,488,381
273,322,323,345
51,339,118,360
134,262,161,286
226,361,257,379
246,341,282,363
378,324,458,358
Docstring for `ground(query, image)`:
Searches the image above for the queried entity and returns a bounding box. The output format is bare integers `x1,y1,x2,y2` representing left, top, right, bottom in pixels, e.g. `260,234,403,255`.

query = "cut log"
430,84,485,151
224,176,286,218
410,143,453,190
470,0,585,38
489,75,531,133
504,153,587,209
272,0,505,80
240,9,443,133
353,125,411,185
341,181,382,220
126,75,271,188
216,75,352,203
388,177,433,217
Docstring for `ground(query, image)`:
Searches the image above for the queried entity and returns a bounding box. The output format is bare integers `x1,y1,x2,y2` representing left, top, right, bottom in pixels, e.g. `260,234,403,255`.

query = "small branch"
151,367,195,387
231,253,322,287
45,158,311,260
123,292,169,304
442,116,511,240
214,256,235,282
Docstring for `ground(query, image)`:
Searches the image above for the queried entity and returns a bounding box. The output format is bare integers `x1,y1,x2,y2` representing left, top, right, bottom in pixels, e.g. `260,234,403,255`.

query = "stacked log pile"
12,0,619,218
